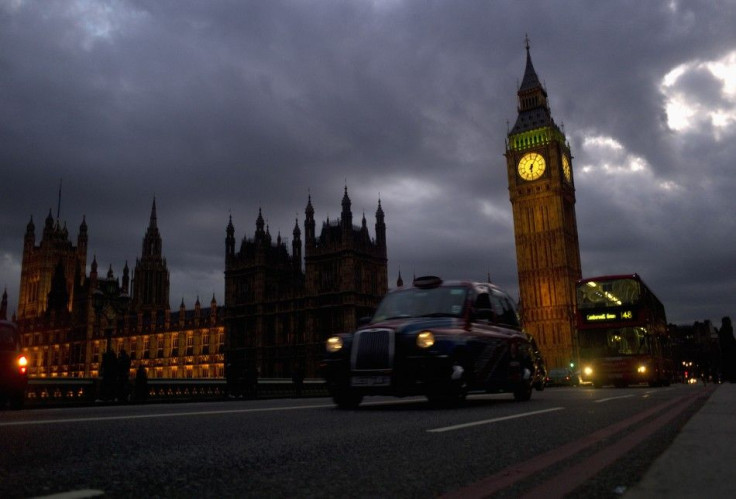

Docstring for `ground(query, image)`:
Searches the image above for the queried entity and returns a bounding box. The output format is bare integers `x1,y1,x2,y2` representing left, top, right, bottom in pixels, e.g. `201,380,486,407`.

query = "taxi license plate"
351,375,391,387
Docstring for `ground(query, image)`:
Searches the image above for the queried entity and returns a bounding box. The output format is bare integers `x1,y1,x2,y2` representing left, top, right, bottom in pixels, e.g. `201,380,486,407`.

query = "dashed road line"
427,407,565,433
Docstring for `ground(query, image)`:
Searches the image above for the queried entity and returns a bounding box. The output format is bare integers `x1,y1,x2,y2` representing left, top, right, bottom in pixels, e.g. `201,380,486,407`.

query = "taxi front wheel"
333,388,363,410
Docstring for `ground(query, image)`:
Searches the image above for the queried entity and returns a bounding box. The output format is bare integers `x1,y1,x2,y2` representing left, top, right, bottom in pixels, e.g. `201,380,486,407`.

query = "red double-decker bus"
575,274,673,388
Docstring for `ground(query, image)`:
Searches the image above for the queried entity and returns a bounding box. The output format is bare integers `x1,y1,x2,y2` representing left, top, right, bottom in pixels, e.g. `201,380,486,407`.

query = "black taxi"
321,276,537,408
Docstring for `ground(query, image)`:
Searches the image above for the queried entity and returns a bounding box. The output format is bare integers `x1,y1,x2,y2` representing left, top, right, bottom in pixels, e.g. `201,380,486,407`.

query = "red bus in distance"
575,274,673,388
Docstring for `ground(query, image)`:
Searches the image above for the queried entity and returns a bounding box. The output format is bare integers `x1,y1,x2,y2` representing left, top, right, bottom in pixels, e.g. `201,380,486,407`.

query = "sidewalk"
626,382,736,498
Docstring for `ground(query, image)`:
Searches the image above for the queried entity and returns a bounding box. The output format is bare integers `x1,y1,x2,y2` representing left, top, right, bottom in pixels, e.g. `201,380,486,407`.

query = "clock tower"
505,39,582,369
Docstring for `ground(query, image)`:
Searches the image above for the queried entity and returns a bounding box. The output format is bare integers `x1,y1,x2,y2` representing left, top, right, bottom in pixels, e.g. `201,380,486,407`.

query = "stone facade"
15,200,225,380
225,187,388,380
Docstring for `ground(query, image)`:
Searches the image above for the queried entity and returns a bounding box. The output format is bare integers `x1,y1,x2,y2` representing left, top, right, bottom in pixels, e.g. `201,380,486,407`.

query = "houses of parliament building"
10,188,388,381
10,40,580,382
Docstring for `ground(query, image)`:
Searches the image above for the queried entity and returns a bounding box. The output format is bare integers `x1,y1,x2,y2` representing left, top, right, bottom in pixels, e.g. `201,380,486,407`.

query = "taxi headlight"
326,336,343,353
583,366,593,376
416,331,435,349
637,365,647,374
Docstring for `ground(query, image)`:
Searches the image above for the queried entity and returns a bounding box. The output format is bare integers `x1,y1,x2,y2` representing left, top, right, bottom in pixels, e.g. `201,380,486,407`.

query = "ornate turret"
122,261,130,295
132,198,170,313
226,215,235,259
510,37,557,137
1,288,8,320
24,216,35,249
341,185,353,236
375,198,386,250
305,194,316,249
292,218,302,269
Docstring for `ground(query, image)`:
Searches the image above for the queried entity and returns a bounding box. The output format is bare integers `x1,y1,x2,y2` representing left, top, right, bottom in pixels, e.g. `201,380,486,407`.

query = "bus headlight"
416,331,435,349
583,366,593,377
326,336,343,353
637,365,647,374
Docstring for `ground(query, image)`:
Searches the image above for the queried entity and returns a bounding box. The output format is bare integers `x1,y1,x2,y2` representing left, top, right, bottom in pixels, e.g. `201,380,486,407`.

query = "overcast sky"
2,0,735,326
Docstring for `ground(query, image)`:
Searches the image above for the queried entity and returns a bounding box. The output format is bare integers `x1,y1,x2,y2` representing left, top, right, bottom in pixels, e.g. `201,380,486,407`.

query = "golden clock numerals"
517,152,546,181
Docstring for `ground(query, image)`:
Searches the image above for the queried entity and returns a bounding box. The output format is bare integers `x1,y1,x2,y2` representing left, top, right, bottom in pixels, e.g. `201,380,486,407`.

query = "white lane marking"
31,489,105,499
0,403,336,427
594,394,635,403
427,407,564,433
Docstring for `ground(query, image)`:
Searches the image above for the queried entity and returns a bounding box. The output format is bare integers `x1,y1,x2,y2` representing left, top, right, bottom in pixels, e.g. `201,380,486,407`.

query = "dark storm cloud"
1,0,736,325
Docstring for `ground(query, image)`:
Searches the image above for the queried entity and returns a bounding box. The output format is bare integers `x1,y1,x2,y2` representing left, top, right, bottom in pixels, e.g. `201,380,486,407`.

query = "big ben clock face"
517,152,546,181
562,155,572,182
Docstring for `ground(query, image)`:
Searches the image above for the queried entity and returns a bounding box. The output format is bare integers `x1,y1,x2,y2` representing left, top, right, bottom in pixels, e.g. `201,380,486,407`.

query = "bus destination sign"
584,309,635,323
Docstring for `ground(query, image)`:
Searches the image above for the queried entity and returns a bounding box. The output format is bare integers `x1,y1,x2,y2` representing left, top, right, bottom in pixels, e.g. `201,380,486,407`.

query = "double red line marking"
442,388,712,499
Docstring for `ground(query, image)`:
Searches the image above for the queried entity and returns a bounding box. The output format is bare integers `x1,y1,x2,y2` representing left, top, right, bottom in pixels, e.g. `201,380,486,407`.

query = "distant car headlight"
326,336,343,353
583,366,593,376
637,365,647,373
416,331,435,349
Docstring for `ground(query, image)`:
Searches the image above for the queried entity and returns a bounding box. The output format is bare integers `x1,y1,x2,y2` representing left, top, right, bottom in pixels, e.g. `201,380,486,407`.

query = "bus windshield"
579,327,650,357
576,278,641,309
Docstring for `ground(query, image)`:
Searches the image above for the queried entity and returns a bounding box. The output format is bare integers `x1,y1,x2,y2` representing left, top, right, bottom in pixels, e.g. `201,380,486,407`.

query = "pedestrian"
100,348,118,401
292,365,305,397
117,349,131,402
134,364,148,402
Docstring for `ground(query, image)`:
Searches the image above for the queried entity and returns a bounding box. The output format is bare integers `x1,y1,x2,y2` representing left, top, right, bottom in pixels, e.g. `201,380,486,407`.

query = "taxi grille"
352,329,393,370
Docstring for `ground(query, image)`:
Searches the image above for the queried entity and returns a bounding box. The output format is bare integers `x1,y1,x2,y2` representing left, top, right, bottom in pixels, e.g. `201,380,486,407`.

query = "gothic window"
186,333,193,356
156,335,164,358
201,331,209,355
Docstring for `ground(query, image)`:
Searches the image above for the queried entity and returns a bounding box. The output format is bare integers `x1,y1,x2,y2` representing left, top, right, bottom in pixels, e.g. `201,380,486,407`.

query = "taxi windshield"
372,286,468,322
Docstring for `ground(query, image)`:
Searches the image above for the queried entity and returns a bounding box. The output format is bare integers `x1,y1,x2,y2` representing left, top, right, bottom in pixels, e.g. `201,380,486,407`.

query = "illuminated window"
201,331,210,355
171,334,179,357
156,335,164,358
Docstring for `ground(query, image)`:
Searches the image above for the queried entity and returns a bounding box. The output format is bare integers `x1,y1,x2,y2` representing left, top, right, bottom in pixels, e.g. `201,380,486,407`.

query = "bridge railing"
23,377,328,408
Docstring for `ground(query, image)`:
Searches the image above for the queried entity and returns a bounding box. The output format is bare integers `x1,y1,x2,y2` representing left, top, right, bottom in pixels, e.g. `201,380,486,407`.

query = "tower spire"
519,36,541,92
57,178,62,220
150,197,158,229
